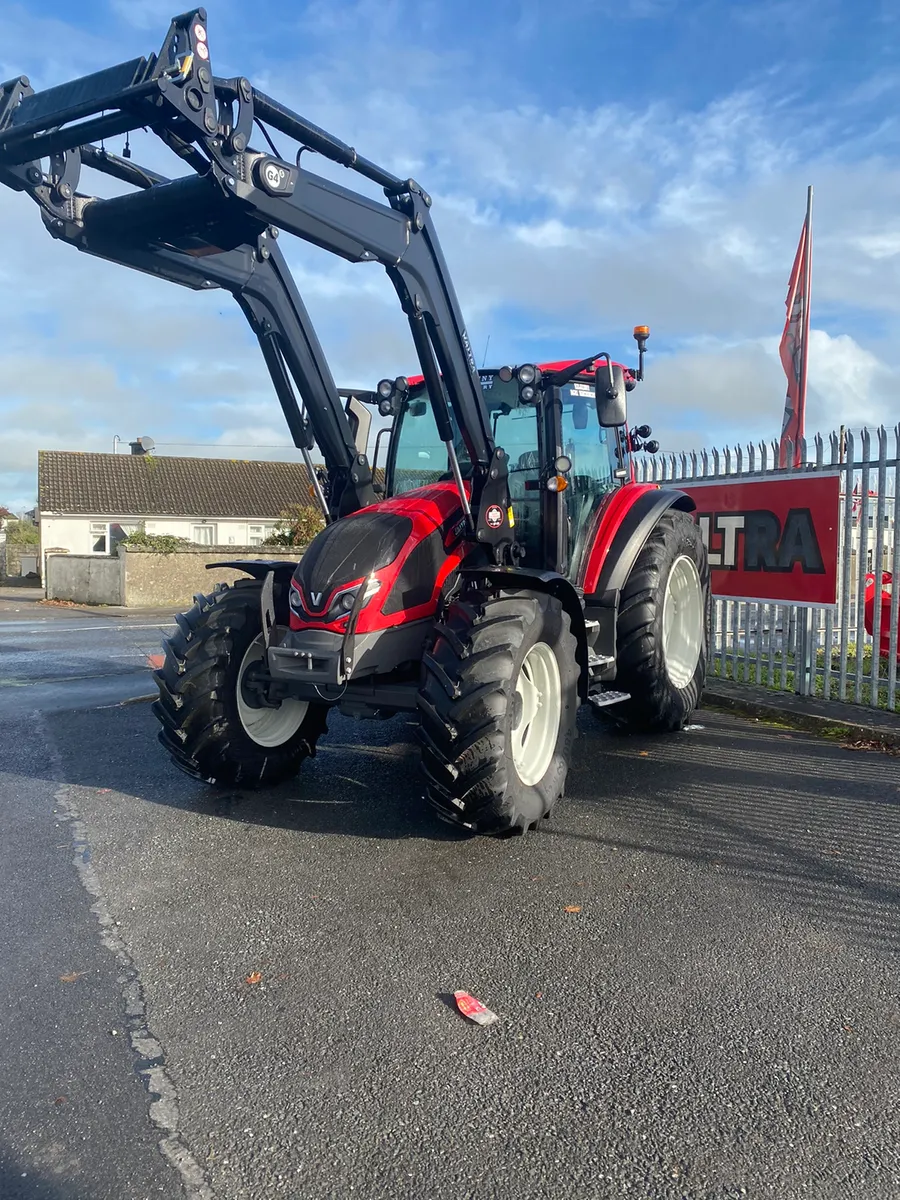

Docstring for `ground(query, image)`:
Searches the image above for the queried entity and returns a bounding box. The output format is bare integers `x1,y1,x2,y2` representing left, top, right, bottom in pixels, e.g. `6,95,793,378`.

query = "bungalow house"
37,449,323,569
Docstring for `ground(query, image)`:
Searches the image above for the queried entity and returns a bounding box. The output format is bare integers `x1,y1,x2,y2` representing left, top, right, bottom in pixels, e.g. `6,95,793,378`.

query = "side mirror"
594,361,627,428
344,395,372,456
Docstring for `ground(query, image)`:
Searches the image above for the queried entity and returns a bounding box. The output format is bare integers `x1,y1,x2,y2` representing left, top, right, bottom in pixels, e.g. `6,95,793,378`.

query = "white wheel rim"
662,554,705,690
236,635,309,748
511,641,561,787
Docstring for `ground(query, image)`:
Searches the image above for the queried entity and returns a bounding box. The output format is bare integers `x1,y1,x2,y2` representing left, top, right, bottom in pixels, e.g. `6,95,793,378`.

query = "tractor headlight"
518,363,537,385
333,577,381,616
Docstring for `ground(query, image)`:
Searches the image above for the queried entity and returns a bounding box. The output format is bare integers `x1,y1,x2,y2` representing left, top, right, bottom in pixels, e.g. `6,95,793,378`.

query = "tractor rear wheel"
611,509,709,732
417,586,579,835
152,578,328,788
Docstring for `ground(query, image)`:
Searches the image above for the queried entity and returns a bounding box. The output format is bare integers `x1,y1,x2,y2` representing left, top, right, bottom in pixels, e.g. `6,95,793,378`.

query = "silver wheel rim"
236,635,309,748
511,641,561,787
662,555,705,690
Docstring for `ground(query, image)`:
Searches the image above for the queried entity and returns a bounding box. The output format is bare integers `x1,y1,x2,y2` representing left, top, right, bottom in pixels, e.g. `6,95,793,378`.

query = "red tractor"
0,10,710,836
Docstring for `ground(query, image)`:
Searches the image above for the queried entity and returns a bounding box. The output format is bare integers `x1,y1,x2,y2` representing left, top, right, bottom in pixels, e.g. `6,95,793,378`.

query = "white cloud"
805,329,899,433
853,231,900,261
3,3,900,515
636,328,900,462
108,0,196,31
512,219,583,249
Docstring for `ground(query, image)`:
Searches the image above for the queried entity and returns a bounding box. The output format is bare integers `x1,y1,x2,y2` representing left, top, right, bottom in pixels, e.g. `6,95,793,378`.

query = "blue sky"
2,0,900,509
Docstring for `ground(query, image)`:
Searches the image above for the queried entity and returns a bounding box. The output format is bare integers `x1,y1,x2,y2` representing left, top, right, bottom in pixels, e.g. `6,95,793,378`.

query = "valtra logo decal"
485,504,504,529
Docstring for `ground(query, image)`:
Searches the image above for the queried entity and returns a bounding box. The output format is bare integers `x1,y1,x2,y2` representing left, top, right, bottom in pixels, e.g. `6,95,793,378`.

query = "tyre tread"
417,586,577,835
613,510,710,732
152,582,327,789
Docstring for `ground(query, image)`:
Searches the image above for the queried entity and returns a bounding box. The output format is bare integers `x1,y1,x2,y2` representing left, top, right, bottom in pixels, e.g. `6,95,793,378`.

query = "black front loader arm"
0,7,512,554
63,198,376,516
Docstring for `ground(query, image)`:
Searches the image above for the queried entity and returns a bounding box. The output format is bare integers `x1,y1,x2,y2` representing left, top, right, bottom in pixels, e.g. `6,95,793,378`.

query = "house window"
90,521,140,554
90,522,108,553
192,524,215,546
249,524,276,546
110,522,139,549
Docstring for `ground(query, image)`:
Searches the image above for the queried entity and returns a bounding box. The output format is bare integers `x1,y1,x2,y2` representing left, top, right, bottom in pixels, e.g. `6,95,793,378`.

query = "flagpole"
795,184,813,466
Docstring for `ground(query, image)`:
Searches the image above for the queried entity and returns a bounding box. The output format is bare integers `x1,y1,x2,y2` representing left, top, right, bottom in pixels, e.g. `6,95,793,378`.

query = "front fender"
204,558,300,579
204,559,300,624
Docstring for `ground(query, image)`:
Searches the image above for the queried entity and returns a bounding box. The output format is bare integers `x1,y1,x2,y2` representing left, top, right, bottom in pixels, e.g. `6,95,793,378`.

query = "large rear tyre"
417,587,579,836
611,509,710,732
151,578,328,788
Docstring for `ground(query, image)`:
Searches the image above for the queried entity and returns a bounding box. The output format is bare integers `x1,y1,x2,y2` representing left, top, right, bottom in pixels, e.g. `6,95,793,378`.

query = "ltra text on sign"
680,473,841,607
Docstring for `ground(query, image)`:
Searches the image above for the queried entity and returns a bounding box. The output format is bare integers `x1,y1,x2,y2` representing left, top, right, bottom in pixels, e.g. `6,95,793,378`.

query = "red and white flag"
778,188,813,469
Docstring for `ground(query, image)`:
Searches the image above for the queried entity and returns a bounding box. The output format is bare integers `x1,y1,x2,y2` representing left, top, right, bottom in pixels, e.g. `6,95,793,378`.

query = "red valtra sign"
680,473,841,607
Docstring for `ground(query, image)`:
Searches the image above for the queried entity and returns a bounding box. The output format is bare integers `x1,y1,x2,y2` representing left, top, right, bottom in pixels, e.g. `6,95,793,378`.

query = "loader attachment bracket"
260,569,277,651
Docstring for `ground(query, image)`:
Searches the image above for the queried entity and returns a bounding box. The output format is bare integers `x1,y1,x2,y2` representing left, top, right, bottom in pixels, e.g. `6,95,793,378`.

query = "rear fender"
458,565,591,702
586,488,696,598
577,489,696,676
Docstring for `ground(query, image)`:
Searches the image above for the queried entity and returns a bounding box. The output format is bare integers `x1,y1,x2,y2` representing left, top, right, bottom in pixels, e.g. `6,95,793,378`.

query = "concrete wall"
45,546,303,608
40,514,285,558
45,553,124,604
1,542,41,582
121,546,301,609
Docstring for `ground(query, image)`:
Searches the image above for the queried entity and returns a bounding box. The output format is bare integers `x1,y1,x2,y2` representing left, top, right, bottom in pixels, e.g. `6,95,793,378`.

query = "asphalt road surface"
0,591,173,713
1,591,899,1200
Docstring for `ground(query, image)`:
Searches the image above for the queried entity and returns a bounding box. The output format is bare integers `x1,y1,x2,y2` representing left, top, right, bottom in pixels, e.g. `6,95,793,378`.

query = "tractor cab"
384,368,620,572
356,335,658,578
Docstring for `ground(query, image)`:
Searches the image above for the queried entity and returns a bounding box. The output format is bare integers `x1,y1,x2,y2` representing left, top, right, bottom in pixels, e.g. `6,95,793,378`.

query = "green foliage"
5,520,39,545
709,651,896,710
264,504,326,548
120,526,191,554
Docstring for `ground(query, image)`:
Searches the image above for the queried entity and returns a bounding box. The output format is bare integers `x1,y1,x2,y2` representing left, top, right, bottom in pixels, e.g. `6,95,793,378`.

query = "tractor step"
587,651,615,669
588,690,631,708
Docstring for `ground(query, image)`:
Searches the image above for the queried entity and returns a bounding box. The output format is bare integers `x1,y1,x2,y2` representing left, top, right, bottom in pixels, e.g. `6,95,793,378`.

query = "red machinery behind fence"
865,573,899,659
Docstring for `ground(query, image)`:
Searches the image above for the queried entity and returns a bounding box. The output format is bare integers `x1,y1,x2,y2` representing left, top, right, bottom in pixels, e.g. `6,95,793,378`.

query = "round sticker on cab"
485,504,504,529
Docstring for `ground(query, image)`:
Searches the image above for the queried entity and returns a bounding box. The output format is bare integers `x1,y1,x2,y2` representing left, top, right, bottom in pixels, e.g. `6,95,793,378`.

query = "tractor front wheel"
611,509,710,732
152,578,328,788
417,587,579,835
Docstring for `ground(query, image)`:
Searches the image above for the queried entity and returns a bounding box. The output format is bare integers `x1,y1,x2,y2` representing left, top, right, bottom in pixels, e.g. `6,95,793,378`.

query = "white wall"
40,514,284,557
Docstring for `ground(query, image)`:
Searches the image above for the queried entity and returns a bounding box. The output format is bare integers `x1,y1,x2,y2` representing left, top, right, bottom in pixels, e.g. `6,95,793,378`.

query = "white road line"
10,623,173,635
1,668,150,685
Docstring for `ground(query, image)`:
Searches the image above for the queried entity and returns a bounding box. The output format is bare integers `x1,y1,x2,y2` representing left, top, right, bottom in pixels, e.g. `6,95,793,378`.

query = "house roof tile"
38,450,321,519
